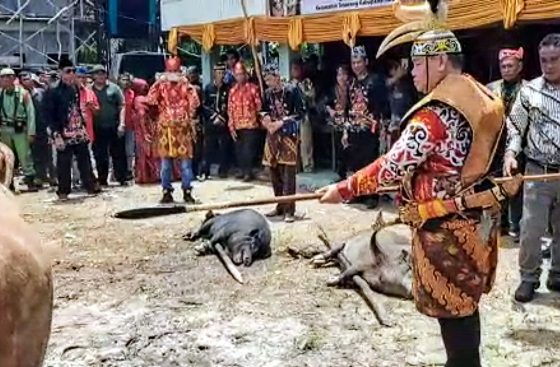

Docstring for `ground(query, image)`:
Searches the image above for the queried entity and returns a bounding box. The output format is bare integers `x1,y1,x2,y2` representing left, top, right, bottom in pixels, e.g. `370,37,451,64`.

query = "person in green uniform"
0,68,36,189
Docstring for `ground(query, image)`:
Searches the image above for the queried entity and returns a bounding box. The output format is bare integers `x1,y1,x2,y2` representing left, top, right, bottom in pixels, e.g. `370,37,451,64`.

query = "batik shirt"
347,73,389,133
338,101,473,203
203,82,229,132
45,83,89,145
262,85,304,167
227,82,261,133
325,84,350,131
147,79,199,128
507,77,560,165
146,79,200,159
338,101,501,320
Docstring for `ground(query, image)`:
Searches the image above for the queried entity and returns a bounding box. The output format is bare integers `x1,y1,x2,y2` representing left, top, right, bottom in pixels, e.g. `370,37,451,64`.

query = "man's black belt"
528,159,560,173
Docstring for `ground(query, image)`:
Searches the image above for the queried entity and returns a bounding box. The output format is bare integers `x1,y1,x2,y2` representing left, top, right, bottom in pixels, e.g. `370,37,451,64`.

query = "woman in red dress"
132,79,161,184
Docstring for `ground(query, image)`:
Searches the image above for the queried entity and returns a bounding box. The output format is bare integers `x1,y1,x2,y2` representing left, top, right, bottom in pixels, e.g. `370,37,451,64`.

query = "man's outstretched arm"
324,107,445,202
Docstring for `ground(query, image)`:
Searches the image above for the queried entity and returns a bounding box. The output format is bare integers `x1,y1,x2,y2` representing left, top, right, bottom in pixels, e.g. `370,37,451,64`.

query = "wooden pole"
240,0,265,98
114,173,560,219
183,173,560,213
185,193,322,213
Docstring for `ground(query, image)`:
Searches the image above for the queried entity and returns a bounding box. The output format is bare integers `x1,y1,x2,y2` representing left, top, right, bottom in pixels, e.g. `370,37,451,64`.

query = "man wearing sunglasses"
0,67,37,190
44,59,99,200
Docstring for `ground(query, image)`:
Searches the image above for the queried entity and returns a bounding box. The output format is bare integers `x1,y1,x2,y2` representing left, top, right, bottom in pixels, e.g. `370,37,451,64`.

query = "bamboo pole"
240,0,265,98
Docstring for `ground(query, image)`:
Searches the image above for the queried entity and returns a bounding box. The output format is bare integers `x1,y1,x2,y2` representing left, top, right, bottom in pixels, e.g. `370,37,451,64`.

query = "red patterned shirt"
337,102,473,203
227,82,262,133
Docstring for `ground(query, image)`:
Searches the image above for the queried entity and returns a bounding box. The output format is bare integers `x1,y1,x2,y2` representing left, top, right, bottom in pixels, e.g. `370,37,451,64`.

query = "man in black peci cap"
44,59,100,199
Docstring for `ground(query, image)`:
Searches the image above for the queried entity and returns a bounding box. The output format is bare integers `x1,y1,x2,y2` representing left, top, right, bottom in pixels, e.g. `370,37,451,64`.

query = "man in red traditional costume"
318,0,517,365
146,56,200,203
227,62,262,182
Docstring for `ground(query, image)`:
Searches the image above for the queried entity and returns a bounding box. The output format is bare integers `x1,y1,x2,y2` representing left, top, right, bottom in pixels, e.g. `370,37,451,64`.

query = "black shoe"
160,190,174,204
546,277,560,293
265,209,283,218
514,281,539,303
98,180,109,187
26,183,40,192
119,181,130,187
87,183,102,195
183,189,196,204
543,246,551,259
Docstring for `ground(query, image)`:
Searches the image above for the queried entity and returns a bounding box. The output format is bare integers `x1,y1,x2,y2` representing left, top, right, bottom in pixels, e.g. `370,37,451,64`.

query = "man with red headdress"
146,56,200,203
487,47,526,239
227,62,262,181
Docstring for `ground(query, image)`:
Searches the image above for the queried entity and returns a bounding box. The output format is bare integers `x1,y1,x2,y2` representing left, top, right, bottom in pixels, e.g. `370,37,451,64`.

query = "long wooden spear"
113,173,560,219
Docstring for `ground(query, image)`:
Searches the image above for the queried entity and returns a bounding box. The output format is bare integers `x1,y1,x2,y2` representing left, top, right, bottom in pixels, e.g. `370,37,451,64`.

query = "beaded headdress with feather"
377,0,461,59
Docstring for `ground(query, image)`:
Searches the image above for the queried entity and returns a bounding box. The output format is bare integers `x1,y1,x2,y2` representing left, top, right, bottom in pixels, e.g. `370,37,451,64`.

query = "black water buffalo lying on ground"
183,209,272,282
312,214,413,300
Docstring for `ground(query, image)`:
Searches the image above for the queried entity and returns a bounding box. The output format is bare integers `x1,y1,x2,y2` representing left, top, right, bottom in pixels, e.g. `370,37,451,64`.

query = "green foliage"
77,47,98,64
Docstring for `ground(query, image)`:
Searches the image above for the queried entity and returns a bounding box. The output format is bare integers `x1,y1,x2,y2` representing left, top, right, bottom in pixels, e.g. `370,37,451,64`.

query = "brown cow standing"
0,142,53,366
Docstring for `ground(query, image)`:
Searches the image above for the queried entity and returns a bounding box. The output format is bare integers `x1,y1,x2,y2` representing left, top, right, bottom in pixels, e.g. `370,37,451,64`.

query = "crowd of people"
0,1,559,362
0,32,557,293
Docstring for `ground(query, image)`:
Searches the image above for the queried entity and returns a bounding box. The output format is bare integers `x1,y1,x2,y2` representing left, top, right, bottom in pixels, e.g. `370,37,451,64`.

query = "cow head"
230,230,259,267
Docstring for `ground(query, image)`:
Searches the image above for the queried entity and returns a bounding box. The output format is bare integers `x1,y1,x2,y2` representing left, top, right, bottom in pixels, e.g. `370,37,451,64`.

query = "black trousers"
270,164,297,215
235,129,260,177
192,129,204,177
56,142,94,196
32,135,56,182
93,127,128,184
201,128,233,176
345,130,380,204
438,310,481,367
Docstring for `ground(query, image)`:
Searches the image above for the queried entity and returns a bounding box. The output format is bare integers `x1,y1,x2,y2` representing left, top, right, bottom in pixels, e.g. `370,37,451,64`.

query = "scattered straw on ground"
14,179,560,367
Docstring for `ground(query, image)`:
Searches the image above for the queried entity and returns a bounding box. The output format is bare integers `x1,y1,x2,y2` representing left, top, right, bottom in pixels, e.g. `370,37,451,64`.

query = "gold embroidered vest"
402,74,505,189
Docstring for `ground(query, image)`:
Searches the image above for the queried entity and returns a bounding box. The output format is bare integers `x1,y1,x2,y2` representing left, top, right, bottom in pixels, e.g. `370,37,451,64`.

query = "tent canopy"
167,0,560,53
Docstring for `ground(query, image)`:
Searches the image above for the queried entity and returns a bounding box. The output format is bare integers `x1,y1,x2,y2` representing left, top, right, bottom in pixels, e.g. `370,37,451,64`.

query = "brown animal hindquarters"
0,154,53,366
0,142,15,187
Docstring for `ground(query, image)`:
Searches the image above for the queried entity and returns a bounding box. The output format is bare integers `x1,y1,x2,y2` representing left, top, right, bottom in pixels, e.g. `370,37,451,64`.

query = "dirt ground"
15,179,560,367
